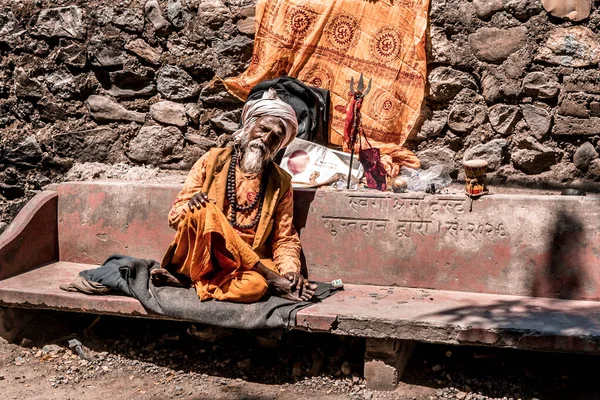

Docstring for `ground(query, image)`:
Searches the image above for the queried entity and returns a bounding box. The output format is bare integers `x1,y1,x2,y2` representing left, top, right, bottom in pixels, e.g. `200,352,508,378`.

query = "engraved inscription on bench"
318,194,509,242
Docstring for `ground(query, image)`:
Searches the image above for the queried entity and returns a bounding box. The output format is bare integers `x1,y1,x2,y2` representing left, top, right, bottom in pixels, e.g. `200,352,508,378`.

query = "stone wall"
421,0,600,188
2,0,600,231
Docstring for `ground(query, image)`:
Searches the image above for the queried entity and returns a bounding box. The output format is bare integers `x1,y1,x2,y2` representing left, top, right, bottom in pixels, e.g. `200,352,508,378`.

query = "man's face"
247,116,286,158
239,116,286,174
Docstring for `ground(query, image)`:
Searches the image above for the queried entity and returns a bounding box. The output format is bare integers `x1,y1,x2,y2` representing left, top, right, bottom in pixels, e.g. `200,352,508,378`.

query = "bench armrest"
0,190,59,280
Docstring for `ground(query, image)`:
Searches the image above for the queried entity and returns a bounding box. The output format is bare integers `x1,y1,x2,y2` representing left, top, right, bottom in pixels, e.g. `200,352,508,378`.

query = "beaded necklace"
226,149,270,229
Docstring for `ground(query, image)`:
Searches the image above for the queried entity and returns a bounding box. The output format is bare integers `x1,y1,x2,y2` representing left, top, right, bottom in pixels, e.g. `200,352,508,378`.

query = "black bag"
247,76,330,146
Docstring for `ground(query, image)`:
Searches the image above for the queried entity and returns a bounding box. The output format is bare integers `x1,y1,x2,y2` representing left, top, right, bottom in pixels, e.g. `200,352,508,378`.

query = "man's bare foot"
299,283,318,301
150,268,187,287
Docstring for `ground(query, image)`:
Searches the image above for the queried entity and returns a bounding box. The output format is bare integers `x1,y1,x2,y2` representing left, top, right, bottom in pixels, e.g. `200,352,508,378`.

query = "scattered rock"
292,362,303,379
210,113,239,133
56,39,87,68
553,115,600,136
114,8,145,32
237,17,255,35
150,101,188,127
0,183,25,200
417,147,457,170
419,110,447,139
558,100,589,118
586,159,600,180
44,67,76,100
448,104,487,133
512,148,558,174
52,128,123,163
0,11,19,44
541,0,591,21
37,95,67,122
195,0,233,39
5,135,44,165
563,70,600,93
488,104,521,136
463,139,507,171
145,0,171,32
157,65,200,100
212,35,254,77
521,104,551,139
125,39,162,65
184,103,202,125
88,36,127,67
427,67,477,102
536,26,600,67
108,68,156,98
86,95,146,123
469,26,527,64
473,0,503,18
199,78,241,105
574,142,598,170
511,138,560,174
167,0,193,29
427,26,456,65
34,6,85,39
480,69,522,103
341,361,352,376
185,133,217,152
42,344,64,356
14,68,44,99
94,7,143,32
522,72,560,99
237,358,252,370
503,0,543,20
127,125,184,165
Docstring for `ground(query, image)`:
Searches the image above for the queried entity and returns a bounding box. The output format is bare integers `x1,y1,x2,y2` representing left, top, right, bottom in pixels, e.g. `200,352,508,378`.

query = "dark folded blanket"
73,254,337,330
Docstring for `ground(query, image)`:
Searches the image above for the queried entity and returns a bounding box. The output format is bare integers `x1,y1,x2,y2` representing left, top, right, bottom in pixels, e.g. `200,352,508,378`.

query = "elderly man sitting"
151,90,317,303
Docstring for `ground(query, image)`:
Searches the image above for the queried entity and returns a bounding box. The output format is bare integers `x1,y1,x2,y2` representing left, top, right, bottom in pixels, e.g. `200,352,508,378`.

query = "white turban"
234,88,298,154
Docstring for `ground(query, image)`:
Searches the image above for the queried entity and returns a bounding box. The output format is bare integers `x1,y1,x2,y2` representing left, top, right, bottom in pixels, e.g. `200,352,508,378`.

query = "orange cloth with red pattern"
224,0,430,175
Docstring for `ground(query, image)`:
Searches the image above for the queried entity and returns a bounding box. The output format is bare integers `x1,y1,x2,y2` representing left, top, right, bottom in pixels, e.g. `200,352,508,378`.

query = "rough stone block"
469,27,527,64
364,339,414,391
536,26,600,67
553,115,600,135
0,307,37,343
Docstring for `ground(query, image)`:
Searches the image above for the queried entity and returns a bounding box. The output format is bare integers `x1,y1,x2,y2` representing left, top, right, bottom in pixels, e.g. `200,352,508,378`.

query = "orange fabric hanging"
223,0,429,173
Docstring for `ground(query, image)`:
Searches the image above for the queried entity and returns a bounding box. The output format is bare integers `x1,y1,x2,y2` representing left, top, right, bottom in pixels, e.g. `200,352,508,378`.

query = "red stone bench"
2,181,600,390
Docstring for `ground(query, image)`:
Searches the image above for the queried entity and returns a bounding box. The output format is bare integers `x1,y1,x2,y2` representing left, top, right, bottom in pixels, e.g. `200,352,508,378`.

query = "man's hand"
253,262,317,302
284,272,317,301
188,192,212,210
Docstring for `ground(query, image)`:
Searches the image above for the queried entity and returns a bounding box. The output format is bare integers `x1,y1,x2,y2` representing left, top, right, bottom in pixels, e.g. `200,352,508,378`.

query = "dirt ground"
1,310,600,400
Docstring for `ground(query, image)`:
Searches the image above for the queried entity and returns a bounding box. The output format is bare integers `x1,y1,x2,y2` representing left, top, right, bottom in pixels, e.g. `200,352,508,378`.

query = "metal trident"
346,74,372,189
349,73,372,97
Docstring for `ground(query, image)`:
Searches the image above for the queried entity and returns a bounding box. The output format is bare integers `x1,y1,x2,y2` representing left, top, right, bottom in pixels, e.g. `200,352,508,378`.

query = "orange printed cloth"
224,0,430,175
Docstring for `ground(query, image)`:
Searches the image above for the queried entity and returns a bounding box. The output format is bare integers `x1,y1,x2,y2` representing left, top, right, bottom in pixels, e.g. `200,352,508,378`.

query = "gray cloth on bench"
76,254,337,330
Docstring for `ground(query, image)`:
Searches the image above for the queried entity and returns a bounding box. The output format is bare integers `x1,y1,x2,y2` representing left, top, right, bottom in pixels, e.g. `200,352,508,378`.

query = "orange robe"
162,148,301,303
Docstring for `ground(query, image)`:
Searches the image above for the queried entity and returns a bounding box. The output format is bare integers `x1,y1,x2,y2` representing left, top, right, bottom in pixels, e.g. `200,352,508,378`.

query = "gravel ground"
1,310,599,400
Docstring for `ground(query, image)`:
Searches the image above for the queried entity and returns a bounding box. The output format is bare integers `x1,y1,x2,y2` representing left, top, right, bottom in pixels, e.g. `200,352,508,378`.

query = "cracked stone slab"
296,284,600,353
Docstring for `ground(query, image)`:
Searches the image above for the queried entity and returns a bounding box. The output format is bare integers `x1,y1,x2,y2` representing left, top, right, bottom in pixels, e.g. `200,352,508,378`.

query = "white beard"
241,139,267,174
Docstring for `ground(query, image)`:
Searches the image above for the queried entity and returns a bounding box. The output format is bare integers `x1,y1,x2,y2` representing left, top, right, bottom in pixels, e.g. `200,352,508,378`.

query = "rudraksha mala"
226,148,270,229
